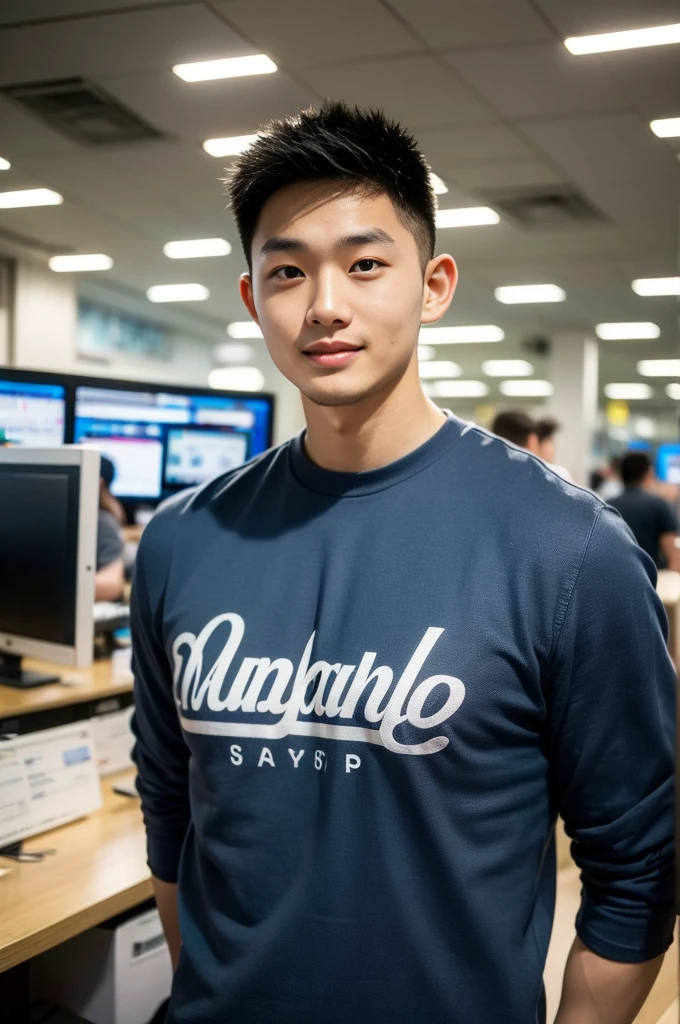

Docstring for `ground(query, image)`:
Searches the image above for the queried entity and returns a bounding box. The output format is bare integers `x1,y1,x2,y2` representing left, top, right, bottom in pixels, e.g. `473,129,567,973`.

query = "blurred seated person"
609,452,680,570
534,417,573,482
490,410,540,453
96,455,125,601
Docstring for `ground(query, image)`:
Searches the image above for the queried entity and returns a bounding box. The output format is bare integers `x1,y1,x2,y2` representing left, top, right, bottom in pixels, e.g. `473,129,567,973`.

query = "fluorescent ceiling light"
499,379,554,397
147,283,209,303
637,359,680,377
213,343,255,366
482,359,534,377
632,276,680,296
419,325,505,344
163,238,231,259
651,117,680,138
666,383,680,400
203,134,259,157
426,380,489,399
49,254,113,272
418,360,463,379
0,188,63,208
495,284,565,304
0,157,10,170
604,383,654,400
227,321,263,339
595,321,660,340
565,23,680,55
209,366,265,392
436,207,499,228
429,173,448,195
173,54,277,82
417,345,436,361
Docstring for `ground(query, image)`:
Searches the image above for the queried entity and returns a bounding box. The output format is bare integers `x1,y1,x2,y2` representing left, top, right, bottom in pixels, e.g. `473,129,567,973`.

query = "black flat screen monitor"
73,384,272,502
0,377,66,447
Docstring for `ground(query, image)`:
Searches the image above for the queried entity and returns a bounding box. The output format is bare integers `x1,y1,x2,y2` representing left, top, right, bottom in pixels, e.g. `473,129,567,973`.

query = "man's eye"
352,259,383,273
272,266,304,280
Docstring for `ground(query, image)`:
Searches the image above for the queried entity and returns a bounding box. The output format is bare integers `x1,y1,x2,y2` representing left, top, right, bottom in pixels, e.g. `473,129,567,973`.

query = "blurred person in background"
535,417,573,482
95,454,125,601
609,451,680,571
597,454,624,502
131,103,675,1024
490,409,540,453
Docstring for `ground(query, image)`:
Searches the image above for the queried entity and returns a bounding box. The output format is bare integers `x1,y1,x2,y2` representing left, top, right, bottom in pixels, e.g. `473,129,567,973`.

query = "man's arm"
95,556,124,601
153,876,182,971
555,938,664,1024
544,507,675,1022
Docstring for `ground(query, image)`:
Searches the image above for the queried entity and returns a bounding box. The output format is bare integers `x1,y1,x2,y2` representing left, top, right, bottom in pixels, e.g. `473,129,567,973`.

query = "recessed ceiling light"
418,360,463,379
666,383,680,400
49,254,113,272
147,284,209,303
173,54,277,83
0,157,10,170
417,345,436,361
632,276,680,296
227,321,263,339
499,379,554,397
163,238,231,259
604,383,654,400
495,284,565,304
595,322,660,340
213,343,255,366
651,117,680,138
425,380,489,398
436,207,500,228
203,134,259,158
565,22,680,55
429,173,448,195
209,366,265,392
419,325,505,344
0,188,63,208
637,359,680,377
482,359,534,377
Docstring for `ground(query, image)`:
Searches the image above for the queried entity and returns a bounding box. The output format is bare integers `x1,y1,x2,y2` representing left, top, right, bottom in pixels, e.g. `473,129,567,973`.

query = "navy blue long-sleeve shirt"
130,412,675,1024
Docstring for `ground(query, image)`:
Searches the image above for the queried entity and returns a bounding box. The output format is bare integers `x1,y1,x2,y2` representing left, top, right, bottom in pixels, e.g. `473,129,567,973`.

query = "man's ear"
526,433,541,455
239,273,259,324
421,254,458,325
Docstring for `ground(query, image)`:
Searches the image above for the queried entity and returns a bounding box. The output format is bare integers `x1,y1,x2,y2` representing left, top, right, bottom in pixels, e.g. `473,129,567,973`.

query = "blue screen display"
0,379,66,446
656,444,680,485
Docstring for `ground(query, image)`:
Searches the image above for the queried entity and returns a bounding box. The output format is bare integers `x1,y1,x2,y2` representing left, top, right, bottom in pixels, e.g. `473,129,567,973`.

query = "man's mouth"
302,341,364,368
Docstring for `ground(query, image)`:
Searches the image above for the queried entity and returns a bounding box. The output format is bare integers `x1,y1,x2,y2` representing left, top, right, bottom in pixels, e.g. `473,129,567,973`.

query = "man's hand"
555,936,664,1024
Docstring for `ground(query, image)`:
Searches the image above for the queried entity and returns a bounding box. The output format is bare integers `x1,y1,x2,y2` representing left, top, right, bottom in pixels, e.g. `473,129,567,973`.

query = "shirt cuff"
576,894,676,964
146,829,188,884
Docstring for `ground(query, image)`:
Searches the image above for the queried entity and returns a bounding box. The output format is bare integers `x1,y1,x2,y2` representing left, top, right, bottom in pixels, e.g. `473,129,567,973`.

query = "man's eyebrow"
335,229,396,250
259,237,309,258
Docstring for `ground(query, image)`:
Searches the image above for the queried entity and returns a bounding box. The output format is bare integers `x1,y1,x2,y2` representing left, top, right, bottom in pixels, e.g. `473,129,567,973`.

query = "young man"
131,104,675,1024
609,451,680,570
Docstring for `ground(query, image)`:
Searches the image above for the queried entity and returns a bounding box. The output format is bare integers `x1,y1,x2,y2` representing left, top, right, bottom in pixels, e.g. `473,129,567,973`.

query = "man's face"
240,183,452,408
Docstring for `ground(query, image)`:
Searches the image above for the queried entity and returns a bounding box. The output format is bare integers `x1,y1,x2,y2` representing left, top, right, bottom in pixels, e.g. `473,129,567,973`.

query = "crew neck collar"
289,410,466,497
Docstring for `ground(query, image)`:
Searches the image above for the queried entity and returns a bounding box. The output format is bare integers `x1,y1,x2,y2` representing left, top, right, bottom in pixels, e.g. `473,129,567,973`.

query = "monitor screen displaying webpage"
73,385,270,500
0,379,66,447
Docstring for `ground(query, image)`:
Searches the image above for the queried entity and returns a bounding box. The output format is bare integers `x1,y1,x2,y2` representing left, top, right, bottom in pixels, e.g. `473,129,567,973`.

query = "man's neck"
301,371,447,474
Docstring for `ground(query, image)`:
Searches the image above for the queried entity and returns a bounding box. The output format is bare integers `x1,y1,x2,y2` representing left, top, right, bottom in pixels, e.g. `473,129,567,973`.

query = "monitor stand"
0,653,60,689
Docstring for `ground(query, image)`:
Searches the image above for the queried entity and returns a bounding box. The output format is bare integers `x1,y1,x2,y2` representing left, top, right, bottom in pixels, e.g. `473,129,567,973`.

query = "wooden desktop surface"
0,657,133,719
0,771,151,973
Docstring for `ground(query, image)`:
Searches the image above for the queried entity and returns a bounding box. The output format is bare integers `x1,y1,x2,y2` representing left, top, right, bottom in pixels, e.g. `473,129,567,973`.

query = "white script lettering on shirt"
172,614,465,756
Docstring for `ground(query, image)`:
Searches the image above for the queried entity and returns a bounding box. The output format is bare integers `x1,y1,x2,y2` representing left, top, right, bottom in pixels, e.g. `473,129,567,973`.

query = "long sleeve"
130,529,190,884
545,505,676,962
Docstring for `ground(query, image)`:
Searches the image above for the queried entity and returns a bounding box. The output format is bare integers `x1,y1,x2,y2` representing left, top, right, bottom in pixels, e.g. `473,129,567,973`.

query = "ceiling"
0,0,678,410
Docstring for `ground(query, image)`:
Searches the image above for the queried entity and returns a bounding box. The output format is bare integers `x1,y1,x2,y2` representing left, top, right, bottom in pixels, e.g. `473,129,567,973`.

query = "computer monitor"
72,383,272,502
656,443,680,485
0,377,66,446
0,447,100,688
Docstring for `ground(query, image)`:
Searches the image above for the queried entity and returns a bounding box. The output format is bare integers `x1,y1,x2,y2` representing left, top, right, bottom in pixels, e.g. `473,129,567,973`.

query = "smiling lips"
303,340,364,368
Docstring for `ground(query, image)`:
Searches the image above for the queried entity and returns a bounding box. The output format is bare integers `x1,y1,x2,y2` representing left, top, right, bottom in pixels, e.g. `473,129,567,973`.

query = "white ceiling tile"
99,69,319,140
417,125,537,167
447,44,627,118
212,0,423,66
0,94,81,158
25,5,254,78
601,49,680,120
386,0,554,48
450,160,565,191
0,27,72,84
295,57,497,129
533,0,680,37
0,0,175,25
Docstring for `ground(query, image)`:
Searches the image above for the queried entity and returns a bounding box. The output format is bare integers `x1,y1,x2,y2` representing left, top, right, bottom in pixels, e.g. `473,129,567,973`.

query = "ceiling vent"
479,185,604,227
2,77,164,145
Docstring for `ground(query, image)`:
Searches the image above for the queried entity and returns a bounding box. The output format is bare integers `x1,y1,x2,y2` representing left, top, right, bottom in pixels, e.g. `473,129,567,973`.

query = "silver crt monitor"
0,446,100,687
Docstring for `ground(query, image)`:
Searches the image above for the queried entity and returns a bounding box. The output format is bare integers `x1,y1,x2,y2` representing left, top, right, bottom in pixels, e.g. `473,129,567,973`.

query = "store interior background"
0,0,678,482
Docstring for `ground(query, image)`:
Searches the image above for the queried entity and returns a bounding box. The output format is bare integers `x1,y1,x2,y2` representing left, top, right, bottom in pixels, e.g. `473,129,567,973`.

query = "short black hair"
535,417,560,443
621,451,652,486
491,410,538,448
226,101,436,271
100,454,115,489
